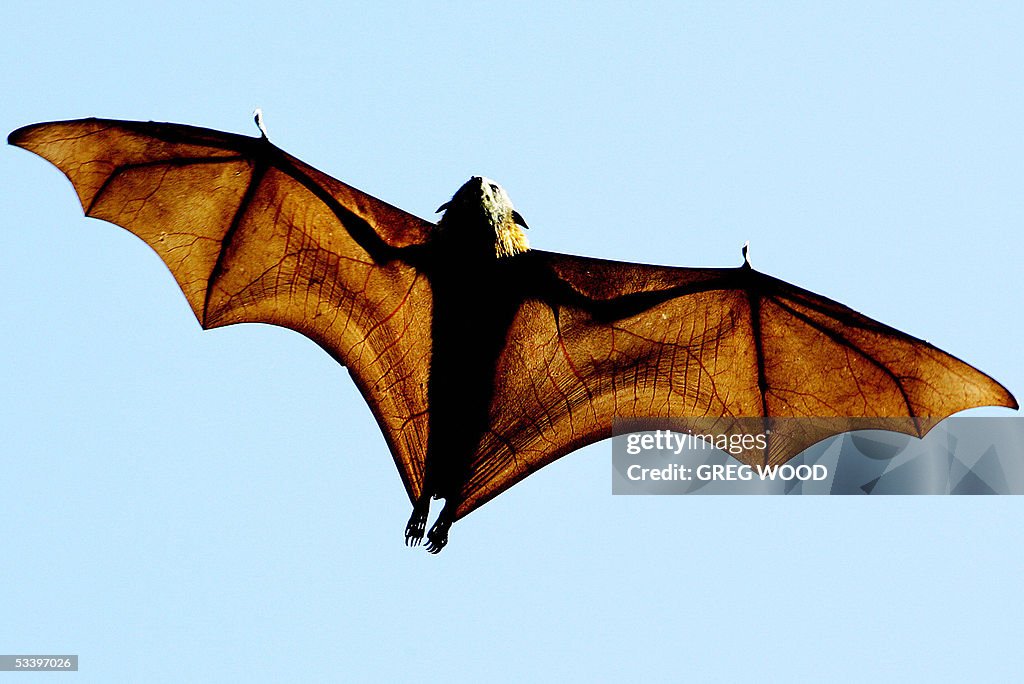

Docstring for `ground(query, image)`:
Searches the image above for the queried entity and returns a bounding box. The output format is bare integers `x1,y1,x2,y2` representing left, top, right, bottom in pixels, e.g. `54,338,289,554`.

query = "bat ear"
435,201,451,214
512,210,530,229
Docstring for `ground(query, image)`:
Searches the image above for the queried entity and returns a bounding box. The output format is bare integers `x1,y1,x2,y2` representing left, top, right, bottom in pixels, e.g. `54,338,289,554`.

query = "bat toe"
404,508,428,546
425,519,451,553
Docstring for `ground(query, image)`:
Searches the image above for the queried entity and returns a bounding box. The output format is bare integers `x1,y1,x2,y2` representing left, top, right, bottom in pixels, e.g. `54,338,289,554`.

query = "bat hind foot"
425,517,452,554
424,499,458,553
405,498,430,547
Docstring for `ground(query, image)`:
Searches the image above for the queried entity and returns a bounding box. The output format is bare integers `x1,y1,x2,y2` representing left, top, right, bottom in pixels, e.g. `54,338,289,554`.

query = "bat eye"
489,184,500,192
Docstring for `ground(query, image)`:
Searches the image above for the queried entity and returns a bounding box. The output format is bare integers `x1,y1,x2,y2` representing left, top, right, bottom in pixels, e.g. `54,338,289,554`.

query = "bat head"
435,176,530,258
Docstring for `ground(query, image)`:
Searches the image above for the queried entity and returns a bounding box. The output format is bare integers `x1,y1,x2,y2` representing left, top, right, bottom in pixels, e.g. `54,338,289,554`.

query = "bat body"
9,117,1017,552
408,181,534,549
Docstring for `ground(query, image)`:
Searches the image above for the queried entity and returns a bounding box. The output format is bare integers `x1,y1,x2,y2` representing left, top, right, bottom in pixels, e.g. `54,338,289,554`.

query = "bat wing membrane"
10,118,434,503
454,250,1017,517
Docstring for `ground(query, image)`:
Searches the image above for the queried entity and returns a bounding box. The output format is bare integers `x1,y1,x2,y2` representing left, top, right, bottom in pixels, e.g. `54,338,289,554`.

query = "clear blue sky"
2,2,1022,681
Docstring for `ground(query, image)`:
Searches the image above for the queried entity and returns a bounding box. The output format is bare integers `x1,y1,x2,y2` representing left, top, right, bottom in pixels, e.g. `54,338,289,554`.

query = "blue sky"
2,2,1022,681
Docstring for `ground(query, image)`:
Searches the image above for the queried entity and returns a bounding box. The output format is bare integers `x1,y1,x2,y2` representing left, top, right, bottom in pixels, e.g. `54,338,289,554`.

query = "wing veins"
769,296,919,427
85,155,247,216
276,161,406,267
202,162,268,326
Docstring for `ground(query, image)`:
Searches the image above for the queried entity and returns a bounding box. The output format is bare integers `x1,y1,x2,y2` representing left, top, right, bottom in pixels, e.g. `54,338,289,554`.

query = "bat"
9,115,1017,552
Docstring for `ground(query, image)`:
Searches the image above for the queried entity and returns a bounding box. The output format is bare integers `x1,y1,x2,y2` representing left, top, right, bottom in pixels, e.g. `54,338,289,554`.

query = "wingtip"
8,122,36,147
1006,390,1019,411
8,118,112,148
989,375,1018,411
969,371,1018,413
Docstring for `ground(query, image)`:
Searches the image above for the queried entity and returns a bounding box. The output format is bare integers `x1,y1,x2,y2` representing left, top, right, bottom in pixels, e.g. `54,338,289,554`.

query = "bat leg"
425,499,457,554
404,493,430,546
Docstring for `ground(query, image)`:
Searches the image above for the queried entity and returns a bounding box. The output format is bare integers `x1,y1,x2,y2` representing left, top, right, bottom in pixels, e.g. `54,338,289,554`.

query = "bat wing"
9,118,434,503
455,250,1017,517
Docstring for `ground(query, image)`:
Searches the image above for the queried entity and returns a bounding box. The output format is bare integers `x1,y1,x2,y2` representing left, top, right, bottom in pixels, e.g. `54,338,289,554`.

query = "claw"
404,504,428,546
425,518,450,553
